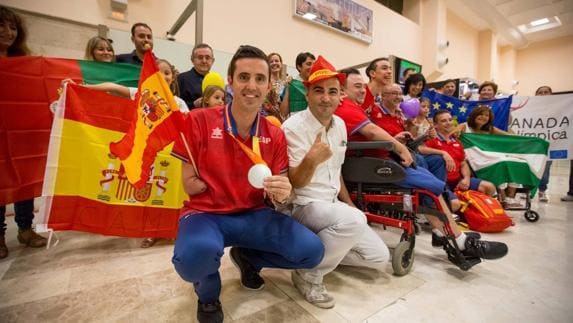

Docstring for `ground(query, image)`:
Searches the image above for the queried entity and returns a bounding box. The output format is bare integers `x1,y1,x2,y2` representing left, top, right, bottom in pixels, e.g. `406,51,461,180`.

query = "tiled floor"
1,161,572,322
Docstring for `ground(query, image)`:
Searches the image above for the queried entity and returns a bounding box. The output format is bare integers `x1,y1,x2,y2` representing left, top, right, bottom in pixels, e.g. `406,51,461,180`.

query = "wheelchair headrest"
342,157,406,184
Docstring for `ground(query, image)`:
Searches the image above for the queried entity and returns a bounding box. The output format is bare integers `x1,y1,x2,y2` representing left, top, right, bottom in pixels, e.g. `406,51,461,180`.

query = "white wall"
515,35,573,95
202,0,422,71
441,10,479,80
4,0,425,78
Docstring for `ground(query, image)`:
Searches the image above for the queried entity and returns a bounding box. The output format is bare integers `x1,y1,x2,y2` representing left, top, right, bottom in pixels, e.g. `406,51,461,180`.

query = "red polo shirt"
361,85,376,114
335,98,390,159
171,106,288,215
370,104,405,137
424,135,465,184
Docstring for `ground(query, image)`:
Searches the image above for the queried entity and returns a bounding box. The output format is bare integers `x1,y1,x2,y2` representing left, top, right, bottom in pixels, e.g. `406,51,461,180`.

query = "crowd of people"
2,8,573,323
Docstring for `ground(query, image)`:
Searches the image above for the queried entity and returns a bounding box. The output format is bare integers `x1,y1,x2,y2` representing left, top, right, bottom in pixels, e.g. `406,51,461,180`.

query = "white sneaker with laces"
291,270,335,309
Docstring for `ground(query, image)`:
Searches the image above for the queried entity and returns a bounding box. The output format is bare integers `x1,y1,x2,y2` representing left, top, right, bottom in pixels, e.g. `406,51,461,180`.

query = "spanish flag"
40,83,185,238
110,50,184,189
0,56,140,205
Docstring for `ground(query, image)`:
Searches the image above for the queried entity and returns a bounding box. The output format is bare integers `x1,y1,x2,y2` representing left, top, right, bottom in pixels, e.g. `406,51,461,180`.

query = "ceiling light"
302,13,317,20
518,16,561,34
530,18,549,27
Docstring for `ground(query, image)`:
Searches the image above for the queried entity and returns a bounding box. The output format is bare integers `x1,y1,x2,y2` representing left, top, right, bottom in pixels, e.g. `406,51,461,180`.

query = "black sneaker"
197,300,223,323
230,247,265,290
431,231,481,248
463,237,508,260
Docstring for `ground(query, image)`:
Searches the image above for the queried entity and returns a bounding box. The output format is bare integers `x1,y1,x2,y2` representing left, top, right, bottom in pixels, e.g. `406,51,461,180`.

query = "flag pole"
179,132,199,177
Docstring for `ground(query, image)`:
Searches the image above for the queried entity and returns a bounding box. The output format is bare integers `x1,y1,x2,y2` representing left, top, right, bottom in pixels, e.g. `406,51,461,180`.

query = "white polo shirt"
282,108,348,205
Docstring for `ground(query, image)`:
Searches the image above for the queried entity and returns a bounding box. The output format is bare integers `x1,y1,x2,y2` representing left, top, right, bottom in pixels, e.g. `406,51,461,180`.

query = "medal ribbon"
224,104,267,166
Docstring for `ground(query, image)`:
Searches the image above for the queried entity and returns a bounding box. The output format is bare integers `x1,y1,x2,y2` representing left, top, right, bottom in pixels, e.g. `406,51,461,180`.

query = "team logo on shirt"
260,136,271,144
211,127,223,139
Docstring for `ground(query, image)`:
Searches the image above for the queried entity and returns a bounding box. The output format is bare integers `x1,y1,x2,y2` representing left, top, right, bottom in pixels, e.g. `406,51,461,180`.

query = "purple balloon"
400,98,421,119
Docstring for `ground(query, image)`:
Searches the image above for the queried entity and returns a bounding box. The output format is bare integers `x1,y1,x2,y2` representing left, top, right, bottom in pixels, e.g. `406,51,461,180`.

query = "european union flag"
422,90,512,131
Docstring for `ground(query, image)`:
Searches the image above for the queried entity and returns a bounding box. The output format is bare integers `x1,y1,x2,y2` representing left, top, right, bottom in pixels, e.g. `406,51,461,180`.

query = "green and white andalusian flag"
460,133,549,195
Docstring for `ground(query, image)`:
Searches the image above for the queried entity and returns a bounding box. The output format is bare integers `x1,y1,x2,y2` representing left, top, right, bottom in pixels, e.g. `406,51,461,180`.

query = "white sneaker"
538,191,549,203
291,270,335,309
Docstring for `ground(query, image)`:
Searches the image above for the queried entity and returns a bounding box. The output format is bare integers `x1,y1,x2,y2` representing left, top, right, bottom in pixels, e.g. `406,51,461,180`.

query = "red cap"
303,55,346,87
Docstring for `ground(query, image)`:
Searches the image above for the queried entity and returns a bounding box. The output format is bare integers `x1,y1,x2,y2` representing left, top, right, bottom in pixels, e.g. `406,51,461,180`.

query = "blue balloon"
400,98,421,119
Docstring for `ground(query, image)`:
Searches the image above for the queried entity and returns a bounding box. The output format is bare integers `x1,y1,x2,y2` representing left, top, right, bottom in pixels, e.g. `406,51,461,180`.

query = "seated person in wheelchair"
365,83,447,182
282,56,390,309
334,70,508,263
423,110,497,196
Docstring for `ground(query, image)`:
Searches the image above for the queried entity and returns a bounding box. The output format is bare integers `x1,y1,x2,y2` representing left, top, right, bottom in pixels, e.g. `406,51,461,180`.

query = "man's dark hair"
295,52,315,71
131,22,152,36
403,73,426,96
191,43,213,58
227,45,270,80
365,57,389,80
441,79,455,88
433,109,451,123
402,67,415,77
340,67,361,87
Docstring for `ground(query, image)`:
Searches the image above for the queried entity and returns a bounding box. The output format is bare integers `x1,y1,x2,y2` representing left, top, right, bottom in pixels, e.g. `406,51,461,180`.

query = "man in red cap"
282,56,390,309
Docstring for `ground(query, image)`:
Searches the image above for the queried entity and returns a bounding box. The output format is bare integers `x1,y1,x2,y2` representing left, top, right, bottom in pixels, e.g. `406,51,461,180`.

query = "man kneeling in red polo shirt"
170,45,324,323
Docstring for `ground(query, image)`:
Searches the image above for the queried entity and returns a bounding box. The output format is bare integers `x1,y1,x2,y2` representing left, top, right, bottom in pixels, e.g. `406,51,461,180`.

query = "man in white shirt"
282,56,389,309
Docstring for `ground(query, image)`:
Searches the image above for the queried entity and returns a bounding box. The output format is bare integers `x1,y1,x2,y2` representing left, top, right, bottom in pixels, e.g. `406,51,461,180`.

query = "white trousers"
292,201,390,284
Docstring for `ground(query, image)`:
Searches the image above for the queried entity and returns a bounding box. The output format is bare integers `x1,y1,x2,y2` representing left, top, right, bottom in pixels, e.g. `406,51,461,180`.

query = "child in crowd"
406,97,433,138
201,85,225,107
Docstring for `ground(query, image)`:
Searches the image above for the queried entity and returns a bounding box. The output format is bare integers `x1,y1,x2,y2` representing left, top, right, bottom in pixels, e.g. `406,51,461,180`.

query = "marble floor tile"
0,169,572,322
0,267,71,309
108,294,198,323
232,299,320,323
0,277,143,323
67,247,173,292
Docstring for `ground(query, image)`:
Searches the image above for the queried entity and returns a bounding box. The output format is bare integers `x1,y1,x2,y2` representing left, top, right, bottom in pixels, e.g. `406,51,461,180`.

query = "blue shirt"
115,50,143,65
178,67,205,109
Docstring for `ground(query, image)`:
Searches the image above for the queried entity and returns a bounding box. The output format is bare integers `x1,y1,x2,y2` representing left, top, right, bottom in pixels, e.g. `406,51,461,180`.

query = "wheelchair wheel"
524,210,539,222
392,241,414,276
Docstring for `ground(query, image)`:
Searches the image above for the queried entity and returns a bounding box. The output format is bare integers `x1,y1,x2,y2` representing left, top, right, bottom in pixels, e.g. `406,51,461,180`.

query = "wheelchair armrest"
406,134,429,152
347,141,395,152
342,157,406,184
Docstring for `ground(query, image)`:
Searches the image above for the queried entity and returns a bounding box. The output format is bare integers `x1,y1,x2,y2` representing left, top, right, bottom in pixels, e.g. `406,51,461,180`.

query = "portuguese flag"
39,83,185,238
0,57,140,205
461,133,549,196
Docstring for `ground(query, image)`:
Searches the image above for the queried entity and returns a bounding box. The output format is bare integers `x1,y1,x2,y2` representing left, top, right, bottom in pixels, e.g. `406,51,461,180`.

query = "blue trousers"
0,199,35,236
397,165,447,196
172,208,324,303
420,154,447,182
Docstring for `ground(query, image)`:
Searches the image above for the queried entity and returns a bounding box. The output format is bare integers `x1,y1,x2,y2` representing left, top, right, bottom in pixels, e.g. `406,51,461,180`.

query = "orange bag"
455,190,514,233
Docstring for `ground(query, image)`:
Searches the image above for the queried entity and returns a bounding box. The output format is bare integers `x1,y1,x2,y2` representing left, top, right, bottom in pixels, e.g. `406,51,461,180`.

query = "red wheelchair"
342,141,482,275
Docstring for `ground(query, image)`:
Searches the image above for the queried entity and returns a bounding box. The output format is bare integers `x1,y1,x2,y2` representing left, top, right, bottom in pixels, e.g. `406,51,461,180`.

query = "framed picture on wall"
294,0,373,44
